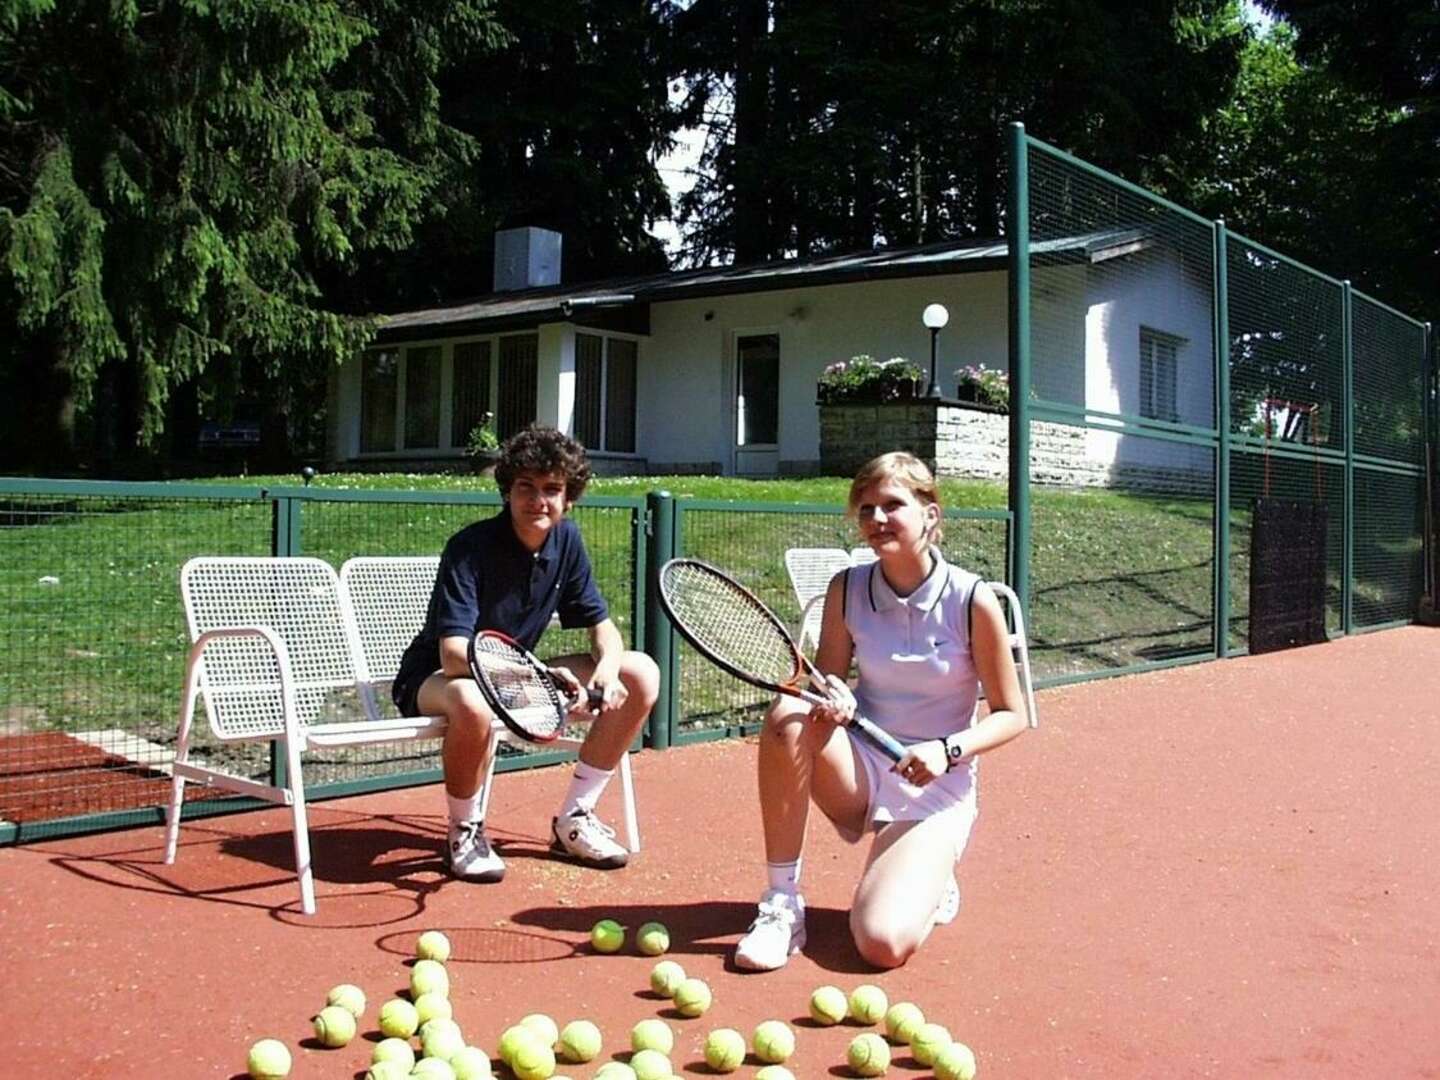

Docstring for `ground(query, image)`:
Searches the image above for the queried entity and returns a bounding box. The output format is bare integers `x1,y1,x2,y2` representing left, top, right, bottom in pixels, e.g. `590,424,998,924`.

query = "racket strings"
661,563,801,685
471,636,565,738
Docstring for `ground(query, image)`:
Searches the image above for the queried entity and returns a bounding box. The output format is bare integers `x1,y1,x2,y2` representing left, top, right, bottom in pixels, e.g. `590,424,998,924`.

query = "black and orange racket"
467,630,601,743
657,558,906,762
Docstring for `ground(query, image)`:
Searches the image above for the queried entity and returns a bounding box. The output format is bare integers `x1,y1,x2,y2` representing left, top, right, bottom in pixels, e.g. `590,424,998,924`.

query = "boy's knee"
623,651,660,704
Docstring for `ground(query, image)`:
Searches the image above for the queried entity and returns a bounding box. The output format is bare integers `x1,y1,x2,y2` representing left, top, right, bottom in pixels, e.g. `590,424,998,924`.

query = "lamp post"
922,303,949,399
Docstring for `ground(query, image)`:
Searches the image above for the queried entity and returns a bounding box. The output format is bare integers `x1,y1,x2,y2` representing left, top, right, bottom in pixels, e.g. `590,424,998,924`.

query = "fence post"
644,491,676,750
1213,220,1231,658
1342,281,1355,635
1006,120,1032,615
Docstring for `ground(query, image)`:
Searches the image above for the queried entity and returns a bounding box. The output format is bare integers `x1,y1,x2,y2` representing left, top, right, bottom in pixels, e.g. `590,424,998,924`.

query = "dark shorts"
391,671,430,718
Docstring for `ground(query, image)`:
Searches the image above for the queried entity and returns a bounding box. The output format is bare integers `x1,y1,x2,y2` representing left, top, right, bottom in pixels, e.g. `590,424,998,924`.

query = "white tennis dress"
842,549,982,842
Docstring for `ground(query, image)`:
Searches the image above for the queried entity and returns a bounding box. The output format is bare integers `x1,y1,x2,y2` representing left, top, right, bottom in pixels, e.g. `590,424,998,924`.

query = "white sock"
559,760,613,818
447,791,482,825
767,859,802,895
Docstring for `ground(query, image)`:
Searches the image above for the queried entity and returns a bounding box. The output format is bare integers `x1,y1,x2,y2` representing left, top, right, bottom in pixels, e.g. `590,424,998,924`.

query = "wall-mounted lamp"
922,302,950,399
558,294,636,319
703,310,715,321
787,305,809,321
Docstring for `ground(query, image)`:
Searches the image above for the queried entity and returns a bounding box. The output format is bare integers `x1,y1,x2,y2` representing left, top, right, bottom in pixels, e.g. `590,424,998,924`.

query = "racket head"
656,558,807,694
467,630,568,742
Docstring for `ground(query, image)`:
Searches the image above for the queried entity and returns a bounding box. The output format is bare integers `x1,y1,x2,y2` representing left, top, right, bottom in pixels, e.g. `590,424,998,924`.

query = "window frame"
573,331,640,456
1138,327,1182,424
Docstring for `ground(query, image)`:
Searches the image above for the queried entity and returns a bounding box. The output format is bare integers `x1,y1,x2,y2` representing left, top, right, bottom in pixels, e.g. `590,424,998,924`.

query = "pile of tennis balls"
803,982,979,1079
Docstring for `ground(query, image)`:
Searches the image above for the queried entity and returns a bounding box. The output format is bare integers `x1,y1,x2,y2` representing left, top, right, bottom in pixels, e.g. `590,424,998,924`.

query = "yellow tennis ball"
810,984,848,1025
910,1022,952,1067
702,1028,745,1073
414,991,453,1026
672,976,712,1017
326,982,366,1018
629,1048,671,1080
511,1037,557,1080
649,959,686,997
883,1002,924,1045
417,929,453,962
848,984,888,1025
847,1032,891,1077
753,1020,795,1064
421,1018,466,1061
365,1061,411,1080
378,997,420,1039
630,1018,675,1055
450,1046,493,1080
313,1004,357,1048
594,1064,638,1080
412,1059,458,1080
635,920,670,956
411,958,450,999
372,1037,417,1071
590,918,626,953
500,1024,543,1066
247,1038,292,1080
933,1041,978,1080
756,1068,798,1080
520,1013,560,1048
558,1019,602,1062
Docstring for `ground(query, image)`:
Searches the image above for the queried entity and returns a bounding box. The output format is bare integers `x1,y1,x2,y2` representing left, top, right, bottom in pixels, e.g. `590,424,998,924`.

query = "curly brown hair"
495,424,593,502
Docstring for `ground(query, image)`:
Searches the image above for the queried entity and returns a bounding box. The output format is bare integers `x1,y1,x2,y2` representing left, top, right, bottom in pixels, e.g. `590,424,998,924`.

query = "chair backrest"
338,556,441,685
181,557,359,737
849,545,879,566
783,547,853,650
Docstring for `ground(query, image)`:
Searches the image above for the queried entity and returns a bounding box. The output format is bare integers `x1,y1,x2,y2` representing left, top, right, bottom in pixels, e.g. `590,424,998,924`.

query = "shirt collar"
868,547,950,614
499,509,559,567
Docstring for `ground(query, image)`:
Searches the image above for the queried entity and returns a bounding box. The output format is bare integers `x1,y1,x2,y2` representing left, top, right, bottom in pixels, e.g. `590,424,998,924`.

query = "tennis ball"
649,959,686,996
246,1038,292,1080
629,1048,671,1080
847,1032,892,1077
519,1012,559,1048
910,1022,952,1067
372,1037,417,1071
810,984,848,1025
756,1068,798,1080
411,958,450,999
421,1018,466,1061
417,929,453,962
511,1037,557,1080
702,1028,745,1073
378,997,420,1038
753,1020,795,1064
848,984,888,1025
415,991,453,1026
631,1018,674,1055
672,976,712,1017
591,918,625,953
594,1064,638,1080
412,1059,458,1080
326,982,366,1018
365,1061,411,1080
635,920,670,956
500,1024,543,1066
883,1002,924,1045
558,1019,602,1062
933,1041,978,1080
313,1004,357,1048
450,1046,493,1080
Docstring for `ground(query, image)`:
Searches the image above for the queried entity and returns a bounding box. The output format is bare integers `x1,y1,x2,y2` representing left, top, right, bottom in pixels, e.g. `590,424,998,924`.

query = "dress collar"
867,547,949,614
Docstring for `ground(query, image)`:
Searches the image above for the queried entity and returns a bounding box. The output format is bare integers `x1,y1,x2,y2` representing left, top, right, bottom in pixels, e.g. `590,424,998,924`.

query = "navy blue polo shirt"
392,511,608,710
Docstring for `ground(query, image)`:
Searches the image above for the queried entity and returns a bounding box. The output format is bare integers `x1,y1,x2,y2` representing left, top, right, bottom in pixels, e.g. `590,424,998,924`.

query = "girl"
734,451,1030,971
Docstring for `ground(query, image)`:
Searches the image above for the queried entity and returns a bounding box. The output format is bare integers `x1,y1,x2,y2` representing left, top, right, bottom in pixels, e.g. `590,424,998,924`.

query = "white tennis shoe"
733,889,807,971
551,808,629,869
447,819,505,882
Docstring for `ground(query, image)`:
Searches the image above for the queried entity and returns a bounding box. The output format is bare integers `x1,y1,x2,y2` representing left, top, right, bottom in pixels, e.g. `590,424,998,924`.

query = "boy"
393,425,659,881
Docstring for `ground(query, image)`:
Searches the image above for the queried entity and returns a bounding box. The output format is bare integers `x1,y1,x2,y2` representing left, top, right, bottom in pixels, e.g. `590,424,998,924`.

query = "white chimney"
494,227,562,292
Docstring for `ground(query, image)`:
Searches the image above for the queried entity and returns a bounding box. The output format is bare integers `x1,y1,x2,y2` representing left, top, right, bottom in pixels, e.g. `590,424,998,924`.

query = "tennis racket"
657,557,906,762
467,630,602,743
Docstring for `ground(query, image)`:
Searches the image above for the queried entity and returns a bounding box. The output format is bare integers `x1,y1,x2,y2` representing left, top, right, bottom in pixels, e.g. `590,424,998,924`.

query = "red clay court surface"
2,626,1437,1079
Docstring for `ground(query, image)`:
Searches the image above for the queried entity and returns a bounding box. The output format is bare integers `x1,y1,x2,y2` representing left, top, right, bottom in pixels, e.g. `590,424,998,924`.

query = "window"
574,333,638,454
360,349,399,452
404,346,441,449
497,333,538,439
737,333,779,445
1139,329,1180,422
451,341,492,448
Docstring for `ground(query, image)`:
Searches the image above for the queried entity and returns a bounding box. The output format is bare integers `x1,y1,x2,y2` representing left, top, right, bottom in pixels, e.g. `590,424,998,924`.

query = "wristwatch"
943,733,966,770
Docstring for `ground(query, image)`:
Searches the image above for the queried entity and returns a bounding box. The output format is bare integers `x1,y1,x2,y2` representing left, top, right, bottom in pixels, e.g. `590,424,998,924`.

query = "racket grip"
852,715,906,763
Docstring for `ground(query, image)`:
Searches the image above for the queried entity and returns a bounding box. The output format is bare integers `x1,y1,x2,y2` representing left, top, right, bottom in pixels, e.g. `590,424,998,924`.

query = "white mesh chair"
338,556,640,856
849,545,879,566
783,548,854,651
166,557,447,915
986,581,1040,729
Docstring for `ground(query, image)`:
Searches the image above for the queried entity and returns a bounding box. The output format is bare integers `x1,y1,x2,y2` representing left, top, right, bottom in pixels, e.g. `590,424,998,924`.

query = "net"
659,561,801,687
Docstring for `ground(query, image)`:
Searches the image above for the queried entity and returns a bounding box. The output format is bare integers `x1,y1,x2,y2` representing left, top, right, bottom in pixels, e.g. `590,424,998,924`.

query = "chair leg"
617,751,640,853
164,673,201,865
283,737,317,916
475,727,502,825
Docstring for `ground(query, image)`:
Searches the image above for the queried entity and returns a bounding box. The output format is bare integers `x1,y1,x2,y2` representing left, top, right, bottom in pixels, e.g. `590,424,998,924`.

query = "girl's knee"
761,699,810,742
849,910,918,970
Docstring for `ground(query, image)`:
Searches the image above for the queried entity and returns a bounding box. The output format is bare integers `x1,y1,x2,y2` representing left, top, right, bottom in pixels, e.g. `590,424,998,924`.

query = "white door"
734,332,780,476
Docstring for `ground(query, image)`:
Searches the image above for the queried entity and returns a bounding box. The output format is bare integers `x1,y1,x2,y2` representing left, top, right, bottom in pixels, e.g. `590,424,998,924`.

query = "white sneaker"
551,808,629,869
733,889,807,972
448,819,505,882
934,874,961,926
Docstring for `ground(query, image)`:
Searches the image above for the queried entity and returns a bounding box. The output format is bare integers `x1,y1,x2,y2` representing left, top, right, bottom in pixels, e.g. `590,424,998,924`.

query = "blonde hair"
847,451,944,544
